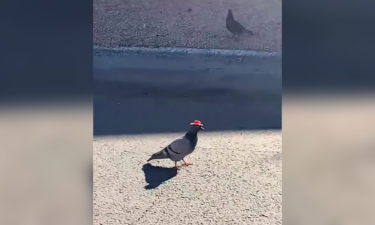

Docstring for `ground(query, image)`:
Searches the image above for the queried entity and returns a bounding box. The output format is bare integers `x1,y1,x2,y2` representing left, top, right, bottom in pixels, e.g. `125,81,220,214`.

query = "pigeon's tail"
147,148,168,162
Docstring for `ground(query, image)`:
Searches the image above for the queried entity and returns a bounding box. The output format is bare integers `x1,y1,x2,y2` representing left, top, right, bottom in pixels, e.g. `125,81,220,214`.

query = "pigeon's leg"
174,161,181,170
182,158,193,166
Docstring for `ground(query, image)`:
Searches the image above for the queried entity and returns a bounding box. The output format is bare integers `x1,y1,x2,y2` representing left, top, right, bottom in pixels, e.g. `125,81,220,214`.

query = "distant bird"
226,9,254,36
147,120,204,169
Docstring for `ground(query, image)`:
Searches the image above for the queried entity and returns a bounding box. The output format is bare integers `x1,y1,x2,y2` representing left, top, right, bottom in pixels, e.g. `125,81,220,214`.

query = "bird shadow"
142,163,178,189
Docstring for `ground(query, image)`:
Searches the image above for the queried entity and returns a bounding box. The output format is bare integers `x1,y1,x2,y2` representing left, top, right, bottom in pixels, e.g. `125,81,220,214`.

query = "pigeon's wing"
147,148,169,161
169,137,192,155
232,20,247,32
147,137,192,162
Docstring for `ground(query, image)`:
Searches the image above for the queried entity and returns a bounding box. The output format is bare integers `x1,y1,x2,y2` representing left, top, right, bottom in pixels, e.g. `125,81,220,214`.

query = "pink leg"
174,161,181,170
183,158,193,166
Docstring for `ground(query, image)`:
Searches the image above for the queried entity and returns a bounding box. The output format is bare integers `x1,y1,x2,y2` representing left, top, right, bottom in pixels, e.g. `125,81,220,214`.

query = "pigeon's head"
190,120,205,131
227,9,233,18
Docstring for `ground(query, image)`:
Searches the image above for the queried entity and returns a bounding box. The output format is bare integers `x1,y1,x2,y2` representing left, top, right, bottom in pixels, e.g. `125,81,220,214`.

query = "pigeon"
147,120,204,169
226,9,254,36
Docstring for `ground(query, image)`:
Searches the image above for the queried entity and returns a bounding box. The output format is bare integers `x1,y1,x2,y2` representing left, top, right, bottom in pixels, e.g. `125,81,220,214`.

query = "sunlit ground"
94,130,281,225
284,93,375,225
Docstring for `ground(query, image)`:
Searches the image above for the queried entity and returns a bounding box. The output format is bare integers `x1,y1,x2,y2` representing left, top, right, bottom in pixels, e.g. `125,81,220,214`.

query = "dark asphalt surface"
94,48,281,135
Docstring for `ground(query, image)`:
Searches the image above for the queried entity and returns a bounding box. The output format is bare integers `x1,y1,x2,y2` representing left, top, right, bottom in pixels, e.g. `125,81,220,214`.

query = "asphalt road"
94,130,281,224
94,0,281,51
94,48,281,135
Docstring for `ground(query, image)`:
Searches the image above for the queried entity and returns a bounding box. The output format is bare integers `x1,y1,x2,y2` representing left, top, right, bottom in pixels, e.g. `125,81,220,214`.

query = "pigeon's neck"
227,12,233,20
185,127,198,141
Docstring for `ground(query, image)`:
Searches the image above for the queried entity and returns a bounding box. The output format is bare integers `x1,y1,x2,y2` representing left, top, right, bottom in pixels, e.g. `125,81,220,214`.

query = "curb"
94,46,280,58
93,45,281,94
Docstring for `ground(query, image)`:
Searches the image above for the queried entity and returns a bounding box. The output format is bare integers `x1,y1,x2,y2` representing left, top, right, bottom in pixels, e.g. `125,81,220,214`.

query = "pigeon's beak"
200,126,205,130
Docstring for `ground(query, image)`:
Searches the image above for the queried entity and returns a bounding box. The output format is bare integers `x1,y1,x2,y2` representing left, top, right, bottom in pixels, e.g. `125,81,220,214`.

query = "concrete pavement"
94,130,281,224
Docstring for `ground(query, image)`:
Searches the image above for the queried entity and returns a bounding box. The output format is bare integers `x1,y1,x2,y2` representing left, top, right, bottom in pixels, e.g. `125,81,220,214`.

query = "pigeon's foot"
182,159,193,166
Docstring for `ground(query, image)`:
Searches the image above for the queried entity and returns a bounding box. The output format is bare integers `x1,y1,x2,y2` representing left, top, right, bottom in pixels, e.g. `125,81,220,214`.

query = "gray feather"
147,148,169,161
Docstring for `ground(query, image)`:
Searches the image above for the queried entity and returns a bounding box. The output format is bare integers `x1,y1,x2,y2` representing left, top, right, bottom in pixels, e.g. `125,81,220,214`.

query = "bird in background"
147,120,204,169
226,9,254,36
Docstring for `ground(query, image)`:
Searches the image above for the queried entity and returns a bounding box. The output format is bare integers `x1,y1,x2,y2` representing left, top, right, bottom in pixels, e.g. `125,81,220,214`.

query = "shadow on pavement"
142,163,178,189
94,50,281,135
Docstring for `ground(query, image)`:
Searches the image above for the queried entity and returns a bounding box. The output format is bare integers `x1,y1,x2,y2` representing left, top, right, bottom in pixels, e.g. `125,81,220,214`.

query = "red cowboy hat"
190,120,204,126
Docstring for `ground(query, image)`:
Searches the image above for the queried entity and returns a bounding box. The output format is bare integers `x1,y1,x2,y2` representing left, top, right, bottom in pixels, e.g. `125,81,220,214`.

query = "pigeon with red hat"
147,120,204,169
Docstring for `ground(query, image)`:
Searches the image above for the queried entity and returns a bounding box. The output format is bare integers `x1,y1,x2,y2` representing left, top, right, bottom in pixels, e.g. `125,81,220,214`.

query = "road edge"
93,45,281,58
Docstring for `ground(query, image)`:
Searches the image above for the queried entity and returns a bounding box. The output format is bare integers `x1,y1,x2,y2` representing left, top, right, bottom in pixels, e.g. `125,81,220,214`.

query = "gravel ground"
94,0,281,51
94,130,281,224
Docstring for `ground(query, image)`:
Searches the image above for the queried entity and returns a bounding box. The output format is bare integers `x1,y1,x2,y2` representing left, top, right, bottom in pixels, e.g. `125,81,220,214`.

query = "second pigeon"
226,9,254,36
